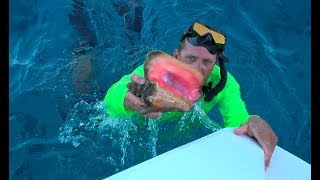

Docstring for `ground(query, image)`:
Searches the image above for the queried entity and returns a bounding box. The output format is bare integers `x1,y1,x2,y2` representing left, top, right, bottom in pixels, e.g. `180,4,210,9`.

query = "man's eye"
187,56,196,60
204,60,213,65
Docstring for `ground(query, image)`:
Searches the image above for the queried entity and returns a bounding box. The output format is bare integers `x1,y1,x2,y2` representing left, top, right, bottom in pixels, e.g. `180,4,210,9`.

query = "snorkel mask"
180,21,228,101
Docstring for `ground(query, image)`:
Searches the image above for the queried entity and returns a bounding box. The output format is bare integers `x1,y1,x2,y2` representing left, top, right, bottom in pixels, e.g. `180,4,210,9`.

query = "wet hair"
177,38,187,53
177,39,228,102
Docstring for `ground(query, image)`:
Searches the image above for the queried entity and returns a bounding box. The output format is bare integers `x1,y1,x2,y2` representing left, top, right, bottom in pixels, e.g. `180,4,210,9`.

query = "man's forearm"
104,75,135,117
104,65,144,117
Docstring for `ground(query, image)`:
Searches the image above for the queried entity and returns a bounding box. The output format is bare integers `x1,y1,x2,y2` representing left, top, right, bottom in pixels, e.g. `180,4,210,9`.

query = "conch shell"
128,50,204,113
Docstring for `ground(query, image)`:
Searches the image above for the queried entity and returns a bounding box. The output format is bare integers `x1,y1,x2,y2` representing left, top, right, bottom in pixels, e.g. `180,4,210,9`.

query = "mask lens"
187,34,217,54
193,22,226,45
180,21,226,55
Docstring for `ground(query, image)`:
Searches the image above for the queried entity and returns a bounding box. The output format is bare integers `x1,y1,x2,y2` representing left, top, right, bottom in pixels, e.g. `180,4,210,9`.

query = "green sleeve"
104,65,144,117
216,72,250,127
104,63,250,126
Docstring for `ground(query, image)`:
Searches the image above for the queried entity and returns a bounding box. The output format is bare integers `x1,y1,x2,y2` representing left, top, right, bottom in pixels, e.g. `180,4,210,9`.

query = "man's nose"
192,62,204,74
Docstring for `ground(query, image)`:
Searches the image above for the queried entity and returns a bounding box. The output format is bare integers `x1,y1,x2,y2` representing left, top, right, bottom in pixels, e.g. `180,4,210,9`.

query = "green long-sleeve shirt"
104,64,250,127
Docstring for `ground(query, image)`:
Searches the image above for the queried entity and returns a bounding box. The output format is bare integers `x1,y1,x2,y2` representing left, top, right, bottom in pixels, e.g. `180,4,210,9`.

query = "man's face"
174,40,217,82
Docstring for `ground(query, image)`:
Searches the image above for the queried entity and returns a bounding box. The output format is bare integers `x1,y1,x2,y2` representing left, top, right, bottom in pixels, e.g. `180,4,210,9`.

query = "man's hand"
234,115,278,168
124,74,162,119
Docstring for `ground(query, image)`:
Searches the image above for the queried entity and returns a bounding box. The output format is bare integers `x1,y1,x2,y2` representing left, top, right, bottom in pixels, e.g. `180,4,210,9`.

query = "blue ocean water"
9,0,311,179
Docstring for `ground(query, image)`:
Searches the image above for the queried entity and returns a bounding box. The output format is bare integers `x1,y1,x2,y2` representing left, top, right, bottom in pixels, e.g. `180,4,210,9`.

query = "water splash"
180,101,222,133
58,100,137,168
193,101,222,132
147,117,160,157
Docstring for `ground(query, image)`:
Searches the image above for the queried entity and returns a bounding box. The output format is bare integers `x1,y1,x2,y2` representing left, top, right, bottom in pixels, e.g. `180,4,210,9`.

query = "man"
104,21,278,168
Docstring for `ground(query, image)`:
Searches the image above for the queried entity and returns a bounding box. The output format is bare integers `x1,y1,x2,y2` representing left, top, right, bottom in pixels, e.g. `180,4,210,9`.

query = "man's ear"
173,49,179,59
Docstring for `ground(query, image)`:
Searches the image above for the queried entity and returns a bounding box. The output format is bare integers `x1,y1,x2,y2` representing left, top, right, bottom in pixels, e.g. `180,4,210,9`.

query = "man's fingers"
264,152,271,167
128,91,145,106
125,91,145,110
246,117,278,168
125,91,162,117
126,91,142,103
258,136,276,168
125,89,163,118
130,74,145,85
234,123,248,135
127,82,133,89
